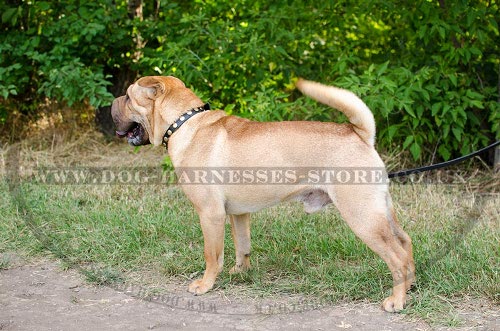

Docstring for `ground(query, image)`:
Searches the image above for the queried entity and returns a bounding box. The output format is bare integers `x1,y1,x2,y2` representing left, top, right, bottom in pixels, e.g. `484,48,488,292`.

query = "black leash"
388,140,500,178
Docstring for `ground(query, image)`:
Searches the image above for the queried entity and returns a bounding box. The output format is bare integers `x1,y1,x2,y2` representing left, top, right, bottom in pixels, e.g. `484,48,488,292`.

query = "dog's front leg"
188,211,226,295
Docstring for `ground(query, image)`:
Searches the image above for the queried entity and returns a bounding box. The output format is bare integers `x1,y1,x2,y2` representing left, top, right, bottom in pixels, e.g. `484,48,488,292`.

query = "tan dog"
111,76,415,312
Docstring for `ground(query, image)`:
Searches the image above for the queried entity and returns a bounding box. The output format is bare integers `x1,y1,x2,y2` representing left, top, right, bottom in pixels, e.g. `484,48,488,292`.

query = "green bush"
1,0,498,161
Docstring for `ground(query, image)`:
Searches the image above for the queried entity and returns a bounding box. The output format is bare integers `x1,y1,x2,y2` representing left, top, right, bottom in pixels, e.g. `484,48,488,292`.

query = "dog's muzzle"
111,97,150,146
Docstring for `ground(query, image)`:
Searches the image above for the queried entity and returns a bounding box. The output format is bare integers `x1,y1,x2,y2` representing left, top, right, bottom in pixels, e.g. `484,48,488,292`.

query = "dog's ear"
137,76,167,100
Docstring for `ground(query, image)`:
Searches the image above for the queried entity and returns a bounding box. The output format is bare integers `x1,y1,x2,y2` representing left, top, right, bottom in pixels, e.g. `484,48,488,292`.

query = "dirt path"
0,254,496,331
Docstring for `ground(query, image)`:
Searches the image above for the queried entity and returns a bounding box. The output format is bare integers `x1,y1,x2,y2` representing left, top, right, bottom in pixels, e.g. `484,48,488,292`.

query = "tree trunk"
127,0,143,19
95,0,144,137
95,69,138,137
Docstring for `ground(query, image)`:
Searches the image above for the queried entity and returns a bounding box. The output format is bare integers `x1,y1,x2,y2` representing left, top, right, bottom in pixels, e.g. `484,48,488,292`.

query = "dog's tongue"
116,130,128,138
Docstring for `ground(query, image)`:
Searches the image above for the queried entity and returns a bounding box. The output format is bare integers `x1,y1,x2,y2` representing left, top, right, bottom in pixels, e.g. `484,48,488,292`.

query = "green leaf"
451,128,462,141
469,47,482,56
443,125,450,139
416,105,425,118
435,117,441,126
418,25,427,39
465,89,484,100
387,125,398,140
410,142,422,160
449,74,457,87
403,104,416,118
441,104,451,116
431,102,441,116
376,61,390,76
470,100,484,109
438,26,446,40
489,17,499,32
438,145,451,161
403,136,414,149
421,89,430,102
36,1,51,11
2,8,17,24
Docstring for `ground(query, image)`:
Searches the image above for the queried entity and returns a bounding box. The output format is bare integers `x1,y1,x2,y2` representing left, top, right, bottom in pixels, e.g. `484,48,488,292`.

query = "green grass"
1,179,498,326
0,254,10,270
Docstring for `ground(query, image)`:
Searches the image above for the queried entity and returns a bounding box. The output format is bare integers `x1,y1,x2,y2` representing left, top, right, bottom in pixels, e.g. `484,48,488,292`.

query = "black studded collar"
162,103,211,149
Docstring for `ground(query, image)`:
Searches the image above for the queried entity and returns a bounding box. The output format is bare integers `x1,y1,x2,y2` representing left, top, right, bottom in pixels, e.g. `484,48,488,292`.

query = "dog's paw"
382,295,406,313
229,264,250,274
188,279,213,295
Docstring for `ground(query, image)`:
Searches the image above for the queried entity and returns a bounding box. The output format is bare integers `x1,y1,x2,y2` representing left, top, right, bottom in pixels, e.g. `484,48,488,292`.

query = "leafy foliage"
1,0,499,161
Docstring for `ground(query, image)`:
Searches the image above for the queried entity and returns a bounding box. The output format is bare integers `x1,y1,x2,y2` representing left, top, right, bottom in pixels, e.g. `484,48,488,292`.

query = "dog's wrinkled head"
111,76,203,146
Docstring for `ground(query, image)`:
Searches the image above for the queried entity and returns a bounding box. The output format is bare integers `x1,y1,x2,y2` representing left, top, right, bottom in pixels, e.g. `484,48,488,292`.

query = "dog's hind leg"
188,206,226,295
329,186,413,312
386,193,415,291
229,213,252,274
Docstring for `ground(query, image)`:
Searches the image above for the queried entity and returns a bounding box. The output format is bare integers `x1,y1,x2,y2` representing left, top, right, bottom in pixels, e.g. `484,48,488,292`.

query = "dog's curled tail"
296,78,376,146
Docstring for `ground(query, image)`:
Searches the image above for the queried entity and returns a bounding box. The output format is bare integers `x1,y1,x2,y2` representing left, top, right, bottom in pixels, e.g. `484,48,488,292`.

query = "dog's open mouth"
116,122,149,146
